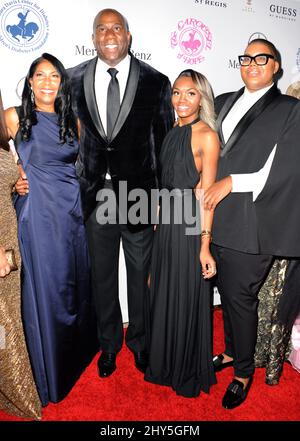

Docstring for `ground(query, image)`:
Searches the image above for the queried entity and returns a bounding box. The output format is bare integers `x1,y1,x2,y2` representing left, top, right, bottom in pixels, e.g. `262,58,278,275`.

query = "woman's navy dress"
145,121,216,397
15,111,98,405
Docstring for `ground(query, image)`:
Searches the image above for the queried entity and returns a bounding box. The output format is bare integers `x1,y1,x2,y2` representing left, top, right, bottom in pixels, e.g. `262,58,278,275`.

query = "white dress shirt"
94,55,130,178
94,55,130,134
222,84,276,201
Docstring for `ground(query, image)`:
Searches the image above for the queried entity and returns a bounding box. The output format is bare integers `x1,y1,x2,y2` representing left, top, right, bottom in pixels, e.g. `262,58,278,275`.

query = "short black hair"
247,38,279,61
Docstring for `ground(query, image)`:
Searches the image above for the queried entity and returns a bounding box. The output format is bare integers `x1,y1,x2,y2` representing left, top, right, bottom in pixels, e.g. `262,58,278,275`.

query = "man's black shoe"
222,376,253,409
97,352,117,378
134,351,148,373
213,353,234,372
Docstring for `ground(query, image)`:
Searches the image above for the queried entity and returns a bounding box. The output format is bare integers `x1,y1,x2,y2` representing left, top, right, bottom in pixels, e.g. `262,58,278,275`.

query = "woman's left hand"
0,247,11,278
15,165,29,196
200,248,217,279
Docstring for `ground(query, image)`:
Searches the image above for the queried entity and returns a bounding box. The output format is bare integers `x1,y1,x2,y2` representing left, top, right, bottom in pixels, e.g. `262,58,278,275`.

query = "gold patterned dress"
255,259,291,385
0,148,41,419
256,85,300,385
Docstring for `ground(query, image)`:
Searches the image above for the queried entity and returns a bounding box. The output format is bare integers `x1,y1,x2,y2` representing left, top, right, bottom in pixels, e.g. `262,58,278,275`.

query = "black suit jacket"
68,55,174,231
212,85,298,254
255,100,300,256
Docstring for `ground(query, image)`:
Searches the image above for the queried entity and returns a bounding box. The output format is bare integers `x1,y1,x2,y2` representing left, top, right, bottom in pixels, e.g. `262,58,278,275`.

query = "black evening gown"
145,121,216,397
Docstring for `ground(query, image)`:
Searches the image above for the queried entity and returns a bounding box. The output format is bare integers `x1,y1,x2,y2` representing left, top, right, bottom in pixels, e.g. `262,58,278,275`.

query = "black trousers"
212,245,274,378
86,183,154,354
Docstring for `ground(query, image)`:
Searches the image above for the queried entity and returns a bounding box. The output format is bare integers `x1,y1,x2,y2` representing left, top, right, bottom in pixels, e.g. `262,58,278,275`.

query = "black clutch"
5,249,18,271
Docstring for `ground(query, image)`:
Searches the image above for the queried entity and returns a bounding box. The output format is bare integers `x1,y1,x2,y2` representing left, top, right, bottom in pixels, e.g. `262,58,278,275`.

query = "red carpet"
0,309,300,422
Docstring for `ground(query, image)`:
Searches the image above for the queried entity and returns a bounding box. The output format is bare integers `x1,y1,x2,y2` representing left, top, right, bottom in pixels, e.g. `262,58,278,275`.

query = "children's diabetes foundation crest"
170,17,212,64
0,1,49,53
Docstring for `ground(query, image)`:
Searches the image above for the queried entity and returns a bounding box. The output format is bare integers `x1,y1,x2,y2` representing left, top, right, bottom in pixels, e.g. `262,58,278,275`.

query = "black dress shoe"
213,353,234,372
134,350,148,373
97,352,117,378
222,376,253,409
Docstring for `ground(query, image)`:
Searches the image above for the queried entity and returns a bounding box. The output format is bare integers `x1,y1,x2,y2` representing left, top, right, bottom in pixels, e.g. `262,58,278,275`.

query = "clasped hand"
15,164,29,196
203,176,232,210
0,248,10,278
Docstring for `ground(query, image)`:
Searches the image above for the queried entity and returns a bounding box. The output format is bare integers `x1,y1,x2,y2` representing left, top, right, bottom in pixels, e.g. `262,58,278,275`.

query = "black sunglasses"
238,53,275,66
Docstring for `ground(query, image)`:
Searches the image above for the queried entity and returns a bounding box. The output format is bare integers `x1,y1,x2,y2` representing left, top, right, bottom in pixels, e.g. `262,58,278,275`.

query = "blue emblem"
6,10,39,42
0,3,49,53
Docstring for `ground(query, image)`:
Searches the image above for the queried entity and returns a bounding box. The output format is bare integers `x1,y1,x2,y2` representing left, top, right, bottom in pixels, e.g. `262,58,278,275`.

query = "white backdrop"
1,0,300,320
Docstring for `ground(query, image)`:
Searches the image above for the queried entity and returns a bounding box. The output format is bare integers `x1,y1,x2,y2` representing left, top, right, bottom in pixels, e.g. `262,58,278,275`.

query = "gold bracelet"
201,230,212,242
201,236,212,242
201,230,212,236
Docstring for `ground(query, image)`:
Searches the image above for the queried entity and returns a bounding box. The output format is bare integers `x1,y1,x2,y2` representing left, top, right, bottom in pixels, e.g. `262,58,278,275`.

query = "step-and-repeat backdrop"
1,0,300,319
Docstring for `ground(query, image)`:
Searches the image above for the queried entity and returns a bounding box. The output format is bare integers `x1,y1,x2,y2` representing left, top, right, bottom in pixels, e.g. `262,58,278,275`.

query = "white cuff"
231,173,254,193
231,144,277,201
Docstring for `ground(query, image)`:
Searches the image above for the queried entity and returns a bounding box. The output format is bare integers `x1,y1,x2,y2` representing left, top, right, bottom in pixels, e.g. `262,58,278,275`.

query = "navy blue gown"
15,111,98,406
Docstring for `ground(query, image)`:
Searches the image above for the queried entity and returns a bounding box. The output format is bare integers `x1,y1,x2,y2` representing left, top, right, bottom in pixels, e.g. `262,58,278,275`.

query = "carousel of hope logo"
170,17,212,64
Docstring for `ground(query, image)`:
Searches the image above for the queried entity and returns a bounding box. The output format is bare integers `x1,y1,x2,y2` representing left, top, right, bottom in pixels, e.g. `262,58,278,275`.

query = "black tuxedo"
68,55,174,354
213,85,298,254
212,85,299,378
68,55,174,230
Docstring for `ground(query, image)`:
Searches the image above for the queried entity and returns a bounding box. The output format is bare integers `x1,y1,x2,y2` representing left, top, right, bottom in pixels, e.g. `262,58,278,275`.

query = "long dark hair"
0,91,9,151
19,53,78,144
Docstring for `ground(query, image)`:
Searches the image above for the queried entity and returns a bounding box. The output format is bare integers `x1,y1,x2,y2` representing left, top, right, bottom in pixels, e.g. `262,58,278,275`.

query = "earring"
30,88,35,105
